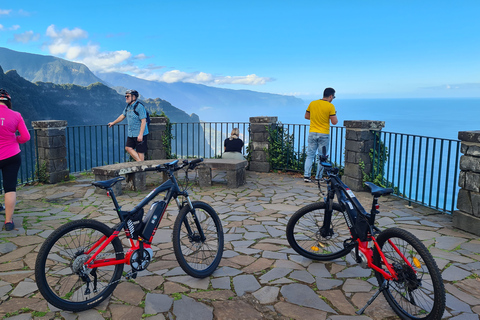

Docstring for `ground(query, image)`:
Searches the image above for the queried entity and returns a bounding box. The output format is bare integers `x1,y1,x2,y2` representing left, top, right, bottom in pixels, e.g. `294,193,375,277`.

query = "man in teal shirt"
108,89,149,161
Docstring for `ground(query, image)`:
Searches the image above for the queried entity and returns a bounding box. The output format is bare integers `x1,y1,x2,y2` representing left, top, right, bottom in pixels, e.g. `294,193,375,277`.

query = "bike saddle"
364,182,394,197
92,177,126,189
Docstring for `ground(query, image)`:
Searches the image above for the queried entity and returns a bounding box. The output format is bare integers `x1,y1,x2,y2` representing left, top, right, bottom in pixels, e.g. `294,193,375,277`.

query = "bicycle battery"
141,201,167,241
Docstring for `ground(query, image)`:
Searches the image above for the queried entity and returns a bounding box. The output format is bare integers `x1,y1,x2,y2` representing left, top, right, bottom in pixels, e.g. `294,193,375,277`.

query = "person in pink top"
0,89,30,231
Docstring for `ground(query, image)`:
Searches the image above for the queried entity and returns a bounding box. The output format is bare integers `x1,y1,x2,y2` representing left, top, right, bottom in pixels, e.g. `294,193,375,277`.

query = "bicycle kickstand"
356,280,388,315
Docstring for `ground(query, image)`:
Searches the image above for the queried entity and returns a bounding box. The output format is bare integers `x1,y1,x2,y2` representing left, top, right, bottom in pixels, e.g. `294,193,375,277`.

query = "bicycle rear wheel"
373,227,445,320
172,201,224,278
35,219,124,312
286,202,352,261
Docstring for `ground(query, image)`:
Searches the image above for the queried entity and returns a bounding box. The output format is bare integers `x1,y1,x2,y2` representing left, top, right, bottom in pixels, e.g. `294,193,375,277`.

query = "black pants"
0,153,21,193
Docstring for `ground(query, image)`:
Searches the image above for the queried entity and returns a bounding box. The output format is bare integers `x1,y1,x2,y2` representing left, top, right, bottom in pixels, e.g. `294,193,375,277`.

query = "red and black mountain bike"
35,159,224,312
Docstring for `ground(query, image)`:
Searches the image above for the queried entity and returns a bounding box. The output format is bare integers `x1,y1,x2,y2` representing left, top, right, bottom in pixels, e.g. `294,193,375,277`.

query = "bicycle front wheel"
35,219,124,312
286,202,352,261
172,201,224,278
373,227,445,320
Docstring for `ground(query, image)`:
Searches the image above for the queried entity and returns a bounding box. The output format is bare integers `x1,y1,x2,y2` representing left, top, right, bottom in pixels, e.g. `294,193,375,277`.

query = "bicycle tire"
172,201,224,278
286,202,352,261
373,227,445,320
35,219,124,312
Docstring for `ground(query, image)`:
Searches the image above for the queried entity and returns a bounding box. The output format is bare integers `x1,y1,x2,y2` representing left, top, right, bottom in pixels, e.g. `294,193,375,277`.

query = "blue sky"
0,0,479,99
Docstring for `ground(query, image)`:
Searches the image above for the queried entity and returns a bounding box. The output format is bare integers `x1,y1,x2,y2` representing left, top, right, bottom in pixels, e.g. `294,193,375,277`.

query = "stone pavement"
0,170,479,320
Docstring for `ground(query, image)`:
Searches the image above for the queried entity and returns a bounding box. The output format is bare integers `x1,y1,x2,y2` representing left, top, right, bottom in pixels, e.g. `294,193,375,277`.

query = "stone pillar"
343,120,385,191
32,120,69,184
249,116,278,172
148,116,168,159
453,130,480,236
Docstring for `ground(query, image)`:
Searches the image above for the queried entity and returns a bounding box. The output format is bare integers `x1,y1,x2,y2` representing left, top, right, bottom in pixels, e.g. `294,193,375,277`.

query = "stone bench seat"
92,160,172,195
92,158,248,194
197,159,248,188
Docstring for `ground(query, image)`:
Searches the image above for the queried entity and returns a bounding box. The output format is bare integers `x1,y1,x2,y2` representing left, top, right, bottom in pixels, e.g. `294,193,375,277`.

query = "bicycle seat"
92,177,126,189
364,182,394,197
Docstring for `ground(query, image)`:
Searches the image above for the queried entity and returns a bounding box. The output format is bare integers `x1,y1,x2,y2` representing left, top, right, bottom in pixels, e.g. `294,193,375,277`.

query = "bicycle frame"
322,167,413,282
84,169,194,270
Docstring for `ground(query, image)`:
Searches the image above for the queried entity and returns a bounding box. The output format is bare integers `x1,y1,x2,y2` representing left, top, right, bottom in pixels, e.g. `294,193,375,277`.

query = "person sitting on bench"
222,128,244,160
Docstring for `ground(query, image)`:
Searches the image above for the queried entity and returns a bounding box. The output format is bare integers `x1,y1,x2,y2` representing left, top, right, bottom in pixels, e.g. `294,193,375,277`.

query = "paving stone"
289,270,315,283
0,242,17,254
445,283,480,306
233,274,261,296
274,301,327,320
212,300,263,320
134,275,164,291
10,280,38,297
442,265,472,281
189,289,235,301
448,314,479,320
168,275,210,290
435,236,468,250
262,250,288,260
242,258,274,273
316,278,344,290
211,277,232,289
252,286,280,304
212,266,242,277
446,293,473,315
307,263,331,278
342,279,372,293
319,289,356,315
113,282,145,305
144,293,174,314
173,295,213,320
280,283,336,313
109,304,144,320
336,266,372,278
260,268,292,283
272,259,304,270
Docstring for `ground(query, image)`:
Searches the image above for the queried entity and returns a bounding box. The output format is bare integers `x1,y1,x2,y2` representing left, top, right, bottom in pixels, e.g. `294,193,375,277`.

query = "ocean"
197,98,479,141
278,98,480,141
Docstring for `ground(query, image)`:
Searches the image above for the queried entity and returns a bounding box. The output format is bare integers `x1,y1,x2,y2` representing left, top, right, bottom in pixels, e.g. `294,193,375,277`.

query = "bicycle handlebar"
144,158,204,173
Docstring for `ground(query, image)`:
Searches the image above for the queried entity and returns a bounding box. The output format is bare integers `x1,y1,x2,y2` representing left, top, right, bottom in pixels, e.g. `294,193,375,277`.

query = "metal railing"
1,122,461,216
372,131,460,214
66,124,129,173
0,129,38,193
268,124,345,172
171,122,249,159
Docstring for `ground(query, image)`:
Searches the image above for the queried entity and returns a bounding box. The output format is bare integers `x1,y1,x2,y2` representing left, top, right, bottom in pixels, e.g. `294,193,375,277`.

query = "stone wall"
343,120,385,191
453,130,480,236
147,116,169,160
31,120,69,184
248,116,277,172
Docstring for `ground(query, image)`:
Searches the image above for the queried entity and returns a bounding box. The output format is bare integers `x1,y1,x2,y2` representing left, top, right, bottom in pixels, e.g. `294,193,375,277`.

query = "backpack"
129,101,151,126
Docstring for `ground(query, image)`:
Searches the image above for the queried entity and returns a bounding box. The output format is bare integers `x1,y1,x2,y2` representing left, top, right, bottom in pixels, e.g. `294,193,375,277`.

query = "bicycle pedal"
125,272,137,280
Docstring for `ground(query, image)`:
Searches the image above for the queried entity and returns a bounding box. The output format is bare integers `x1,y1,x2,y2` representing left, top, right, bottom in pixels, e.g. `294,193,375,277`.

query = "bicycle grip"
188,158,203,169
144,166,158,172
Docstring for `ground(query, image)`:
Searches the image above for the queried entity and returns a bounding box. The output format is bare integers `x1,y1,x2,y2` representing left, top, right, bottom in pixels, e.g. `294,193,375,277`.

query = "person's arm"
330,115,338,125
305,111,310,120
137,119,146,141
108,114,125,127
16,116,30,144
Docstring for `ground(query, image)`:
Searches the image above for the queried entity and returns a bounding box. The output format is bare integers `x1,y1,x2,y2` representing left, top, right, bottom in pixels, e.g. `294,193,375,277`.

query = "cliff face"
0,66,198,127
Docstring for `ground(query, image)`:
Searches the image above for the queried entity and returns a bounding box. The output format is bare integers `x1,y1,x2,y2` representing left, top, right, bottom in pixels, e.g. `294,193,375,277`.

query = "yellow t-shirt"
306,99,336,134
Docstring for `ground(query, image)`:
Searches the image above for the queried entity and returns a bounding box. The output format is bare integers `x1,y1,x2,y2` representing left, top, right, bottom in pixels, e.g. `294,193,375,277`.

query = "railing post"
343,120,385,191
249,116,278,172
31,120,69,184
453,130,480,236
148,117,169,159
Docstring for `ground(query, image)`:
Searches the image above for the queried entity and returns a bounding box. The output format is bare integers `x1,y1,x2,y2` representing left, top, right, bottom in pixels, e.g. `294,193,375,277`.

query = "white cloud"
0,9,12,15
43,24,272,86
14,30,40,43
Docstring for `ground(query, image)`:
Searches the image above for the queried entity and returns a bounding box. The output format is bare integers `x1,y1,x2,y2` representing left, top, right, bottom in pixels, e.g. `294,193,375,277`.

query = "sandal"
4,222,14,231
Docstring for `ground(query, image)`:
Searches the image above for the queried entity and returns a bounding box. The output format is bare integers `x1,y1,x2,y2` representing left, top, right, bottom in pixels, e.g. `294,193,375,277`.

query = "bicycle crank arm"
356,280,388,315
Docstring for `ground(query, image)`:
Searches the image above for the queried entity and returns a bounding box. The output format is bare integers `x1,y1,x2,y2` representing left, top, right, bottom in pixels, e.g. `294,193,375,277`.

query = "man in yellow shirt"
304,87,338,182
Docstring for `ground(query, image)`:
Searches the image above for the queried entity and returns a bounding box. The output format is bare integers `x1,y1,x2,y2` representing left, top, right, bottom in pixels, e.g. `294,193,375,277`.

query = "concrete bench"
92,160,172,195
197,159,248,188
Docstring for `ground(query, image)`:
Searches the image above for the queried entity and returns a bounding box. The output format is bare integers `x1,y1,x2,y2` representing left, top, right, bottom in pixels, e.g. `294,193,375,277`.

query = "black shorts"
0,152,22,193
126,136,148,154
